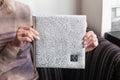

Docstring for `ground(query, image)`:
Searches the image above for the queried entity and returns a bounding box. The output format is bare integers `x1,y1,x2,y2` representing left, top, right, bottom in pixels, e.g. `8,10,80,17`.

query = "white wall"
33,0,81,15
81,0,112,36
80,0,102,35
15,0,81,15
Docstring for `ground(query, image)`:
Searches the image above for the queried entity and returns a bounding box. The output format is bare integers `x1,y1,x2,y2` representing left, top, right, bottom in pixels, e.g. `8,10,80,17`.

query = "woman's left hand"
84,31,98,52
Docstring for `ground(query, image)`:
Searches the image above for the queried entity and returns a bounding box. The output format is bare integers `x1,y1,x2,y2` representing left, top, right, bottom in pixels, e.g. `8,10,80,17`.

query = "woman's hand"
84,31,98,52
11,26,40,51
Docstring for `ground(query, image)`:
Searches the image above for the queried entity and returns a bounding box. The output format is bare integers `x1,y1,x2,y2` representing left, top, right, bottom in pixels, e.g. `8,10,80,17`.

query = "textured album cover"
35,15,87,68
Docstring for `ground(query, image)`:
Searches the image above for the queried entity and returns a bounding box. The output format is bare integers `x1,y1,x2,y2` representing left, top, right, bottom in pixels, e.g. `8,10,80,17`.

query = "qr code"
70,54,78,62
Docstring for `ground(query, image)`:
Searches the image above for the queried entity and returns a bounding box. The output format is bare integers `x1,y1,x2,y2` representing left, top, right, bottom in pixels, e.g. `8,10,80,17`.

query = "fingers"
84,31,98,52
17,26,40,42
20,27,39,36
29,29,40,40
84,31,94,47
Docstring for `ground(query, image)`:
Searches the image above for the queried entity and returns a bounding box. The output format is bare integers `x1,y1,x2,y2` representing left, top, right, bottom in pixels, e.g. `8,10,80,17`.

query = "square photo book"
34,15,87,69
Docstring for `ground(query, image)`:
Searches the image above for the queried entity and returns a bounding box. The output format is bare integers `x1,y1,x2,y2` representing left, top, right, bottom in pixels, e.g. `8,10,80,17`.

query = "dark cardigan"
37,37,120,80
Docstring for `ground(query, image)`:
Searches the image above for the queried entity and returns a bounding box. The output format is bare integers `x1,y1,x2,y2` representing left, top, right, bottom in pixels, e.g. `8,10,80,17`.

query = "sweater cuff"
1,44,18,62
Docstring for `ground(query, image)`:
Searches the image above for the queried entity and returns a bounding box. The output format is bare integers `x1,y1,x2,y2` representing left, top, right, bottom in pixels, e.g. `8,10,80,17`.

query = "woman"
0,0,39,80
0,0,98,80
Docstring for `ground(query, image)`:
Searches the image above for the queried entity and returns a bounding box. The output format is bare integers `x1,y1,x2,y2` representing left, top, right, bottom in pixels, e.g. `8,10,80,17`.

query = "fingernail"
37,37,40,40
29,39,32,42
84,37,87,40
36,31,39,35
84,41,86,45
84,44,87,48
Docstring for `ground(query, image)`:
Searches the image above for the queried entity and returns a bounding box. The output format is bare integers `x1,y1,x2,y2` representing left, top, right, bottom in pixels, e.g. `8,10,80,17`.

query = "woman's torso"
0,2,38,80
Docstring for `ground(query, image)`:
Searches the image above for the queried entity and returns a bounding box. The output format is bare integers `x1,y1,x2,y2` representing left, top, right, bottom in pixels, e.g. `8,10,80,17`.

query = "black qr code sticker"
70,54,78,62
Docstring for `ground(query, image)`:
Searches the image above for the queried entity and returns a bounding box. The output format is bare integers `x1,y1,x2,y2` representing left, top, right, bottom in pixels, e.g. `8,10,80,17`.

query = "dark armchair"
85,37,120,80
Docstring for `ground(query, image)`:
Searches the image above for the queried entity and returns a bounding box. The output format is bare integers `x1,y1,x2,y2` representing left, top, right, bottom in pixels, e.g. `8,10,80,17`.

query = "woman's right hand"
84,31,98,52
11,26,40,51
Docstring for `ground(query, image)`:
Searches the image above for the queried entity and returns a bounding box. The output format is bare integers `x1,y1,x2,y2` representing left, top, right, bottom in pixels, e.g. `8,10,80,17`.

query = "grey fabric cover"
35,15,87,68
